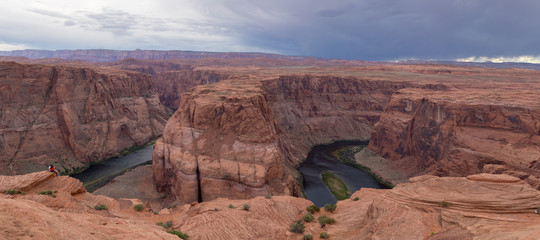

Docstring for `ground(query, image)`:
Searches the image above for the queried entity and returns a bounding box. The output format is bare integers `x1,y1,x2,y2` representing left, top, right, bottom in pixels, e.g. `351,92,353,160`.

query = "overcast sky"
1,0,540,62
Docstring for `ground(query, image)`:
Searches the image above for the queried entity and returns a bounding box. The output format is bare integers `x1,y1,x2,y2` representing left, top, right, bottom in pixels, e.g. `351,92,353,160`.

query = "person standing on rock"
48,164,58,176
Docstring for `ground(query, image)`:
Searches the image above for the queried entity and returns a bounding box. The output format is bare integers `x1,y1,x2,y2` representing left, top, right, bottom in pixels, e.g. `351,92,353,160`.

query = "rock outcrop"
152,81,300,203
327,174,540,239
2,172,540,239
0,61,168,175
369,87,540,187
0,172,178,240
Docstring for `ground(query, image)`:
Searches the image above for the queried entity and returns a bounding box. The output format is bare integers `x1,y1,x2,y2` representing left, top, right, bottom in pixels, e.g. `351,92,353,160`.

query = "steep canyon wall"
153,75,415,203
368,88,540,188
0,61,168,175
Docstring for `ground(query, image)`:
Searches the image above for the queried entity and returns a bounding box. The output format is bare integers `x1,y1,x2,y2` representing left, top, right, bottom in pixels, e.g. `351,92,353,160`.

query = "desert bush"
39,190,56,198
157,220,173,229
320,232,330,239
94,204,108,210
243,204,251,211
303,234,313,240
303,212,314,222
536,206,540,214
440,200,449,208
265,193,272,199
133,204,145,211
353,197,359,201
4,189,20,195
323,203,336,213
228,204,236,209
306,205,320,214
167,230,189,239
318,215,336,227
289,220,305,234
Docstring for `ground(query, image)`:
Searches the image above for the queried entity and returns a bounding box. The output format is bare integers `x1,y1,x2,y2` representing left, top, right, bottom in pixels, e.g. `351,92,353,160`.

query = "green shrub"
324,203,336,213
228,204,236,209
353,197,359,201
303,234,313,240
243,204,251,211
265,193,272,199
440,200,449,208
39,190,56,198
320,232,330,239
289,220,305,234
213,208,219,211
133,204,145,212
303,212,314,222
167,230,189,239
154,211,159,215
157,220,173,229
318,215,336,227
94,204,108,210
4,189,20,195
536,206,540,214
306,205,320,214
167,202,178,209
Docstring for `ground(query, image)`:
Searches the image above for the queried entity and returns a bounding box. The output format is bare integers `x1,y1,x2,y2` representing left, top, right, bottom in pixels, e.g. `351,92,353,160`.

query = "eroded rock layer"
153,80,300,203
0,61,168,175
263,75,411,165
369,87,540,187
153,74,416,203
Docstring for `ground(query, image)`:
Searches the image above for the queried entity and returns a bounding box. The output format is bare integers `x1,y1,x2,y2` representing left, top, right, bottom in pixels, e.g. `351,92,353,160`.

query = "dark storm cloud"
209,0,540,60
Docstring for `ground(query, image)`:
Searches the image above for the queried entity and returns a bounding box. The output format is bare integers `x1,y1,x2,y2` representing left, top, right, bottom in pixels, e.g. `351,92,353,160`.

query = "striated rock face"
112,59,229,111
328,174,540,240
262,75,411,165
369,88,540,186
153,75,415,203
2,172,540,239
152,81,300,203
0,61,168,175
0,172,178,240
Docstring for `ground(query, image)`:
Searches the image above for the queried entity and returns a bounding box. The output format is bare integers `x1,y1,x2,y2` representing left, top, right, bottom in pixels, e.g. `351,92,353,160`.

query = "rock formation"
113,59,229,111
152,74,416,203
369,87,540,188
0,171,179,240
152,80,300,203
0,61,168,175
3,171,539,240
262,75,412,166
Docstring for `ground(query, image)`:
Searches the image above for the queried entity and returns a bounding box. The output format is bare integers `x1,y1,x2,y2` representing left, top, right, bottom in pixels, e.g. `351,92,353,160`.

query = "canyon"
2,51,540,239
0,61,168,175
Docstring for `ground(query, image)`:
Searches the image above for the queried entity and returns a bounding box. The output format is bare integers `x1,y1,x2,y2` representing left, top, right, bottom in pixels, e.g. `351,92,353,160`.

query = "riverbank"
63,138,158,176
333,145,408,187
298,141,384,206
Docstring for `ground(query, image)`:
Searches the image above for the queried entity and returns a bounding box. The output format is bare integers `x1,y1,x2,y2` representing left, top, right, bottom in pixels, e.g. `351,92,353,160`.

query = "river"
72,144,154,191
298,141,385,206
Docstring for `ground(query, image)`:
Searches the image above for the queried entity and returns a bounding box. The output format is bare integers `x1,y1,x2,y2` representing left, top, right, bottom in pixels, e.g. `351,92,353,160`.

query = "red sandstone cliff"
152,74,416,203
262,75,412,165
112,59,229,111
369,88,540,188
0,61,168,175
152,80,300,203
